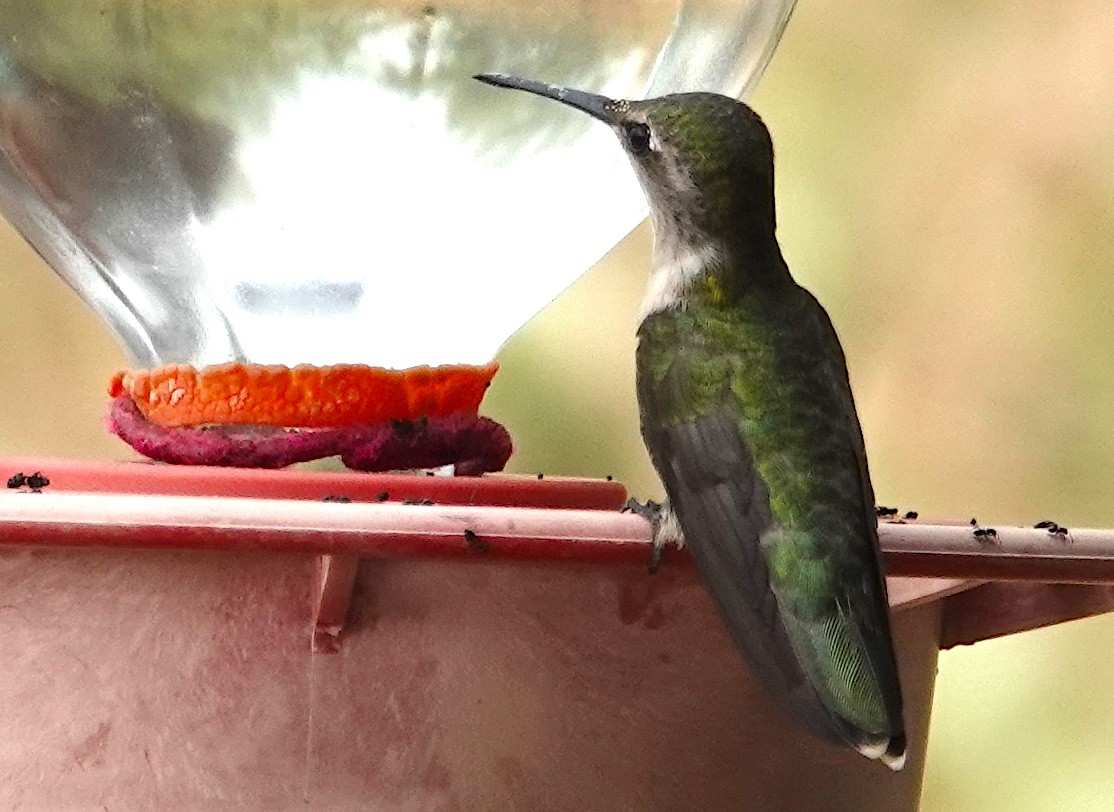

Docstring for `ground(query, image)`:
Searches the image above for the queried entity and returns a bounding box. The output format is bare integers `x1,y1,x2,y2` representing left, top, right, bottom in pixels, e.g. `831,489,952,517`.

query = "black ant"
463,529,488,554
8,471,49,492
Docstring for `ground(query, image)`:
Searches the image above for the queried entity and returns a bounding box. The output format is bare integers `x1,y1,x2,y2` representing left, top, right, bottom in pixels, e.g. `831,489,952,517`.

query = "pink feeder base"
0,458,945,809
0,550,936,810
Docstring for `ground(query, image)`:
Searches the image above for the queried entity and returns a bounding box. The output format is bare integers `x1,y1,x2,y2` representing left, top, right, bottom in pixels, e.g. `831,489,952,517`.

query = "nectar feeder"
3,2,1111,810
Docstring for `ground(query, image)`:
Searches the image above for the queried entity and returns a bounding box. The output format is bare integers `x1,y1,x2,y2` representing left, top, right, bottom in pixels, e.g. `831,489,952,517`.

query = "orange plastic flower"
109,362,499,428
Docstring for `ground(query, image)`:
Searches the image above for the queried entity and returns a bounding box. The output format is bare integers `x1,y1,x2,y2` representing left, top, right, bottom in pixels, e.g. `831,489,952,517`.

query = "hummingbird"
475,74,906,769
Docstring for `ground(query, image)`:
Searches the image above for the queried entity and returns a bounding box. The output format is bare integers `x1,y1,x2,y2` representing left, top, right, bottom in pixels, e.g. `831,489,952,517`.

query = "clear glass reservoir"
0,0,795,369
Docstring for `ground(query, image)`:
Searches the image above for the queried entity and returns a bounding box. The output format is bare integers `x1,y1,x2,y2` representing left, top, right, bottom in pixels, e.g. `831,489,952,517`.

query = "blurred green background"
1,0,1112,808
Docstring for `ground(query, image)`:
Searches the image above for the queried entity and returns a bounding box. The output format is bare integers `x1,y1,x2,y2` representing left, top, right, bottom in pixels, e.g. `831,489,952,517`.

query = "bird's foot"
623,497,685,574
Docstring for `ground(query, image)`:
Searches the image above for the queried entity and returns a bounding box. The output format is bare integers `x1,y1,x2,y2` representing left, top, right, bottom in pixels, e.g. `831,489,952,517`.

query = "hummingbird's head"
475,74,778,256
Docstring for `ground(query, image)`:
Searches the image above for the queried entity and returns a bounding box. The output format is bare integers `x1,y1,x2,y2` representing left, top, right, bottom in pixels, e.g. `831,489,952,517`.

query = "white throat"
639,232,720,320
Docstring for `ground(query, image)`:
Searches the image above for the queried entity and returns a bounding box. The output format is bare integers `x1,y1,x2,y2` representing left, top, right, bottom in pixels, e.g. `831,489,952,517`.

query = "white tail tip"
856,740,907,772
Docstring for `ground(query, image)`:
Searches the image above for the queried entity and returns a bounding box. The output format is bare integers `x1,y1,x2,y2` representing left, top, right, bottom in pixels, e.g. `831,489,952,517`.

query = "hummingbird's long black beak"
473,73,621,125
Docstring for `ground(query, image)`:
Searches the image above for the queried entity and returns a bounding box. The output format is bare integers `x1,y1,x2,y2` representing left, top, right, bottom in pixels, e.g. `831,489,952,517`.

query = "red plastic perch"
4,458,1114,650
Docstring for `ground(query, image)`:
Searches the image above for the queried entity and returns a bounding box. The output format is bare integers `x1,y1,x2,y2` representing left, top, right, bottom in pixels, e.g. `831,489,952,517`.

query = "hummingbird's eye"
623,122,652,156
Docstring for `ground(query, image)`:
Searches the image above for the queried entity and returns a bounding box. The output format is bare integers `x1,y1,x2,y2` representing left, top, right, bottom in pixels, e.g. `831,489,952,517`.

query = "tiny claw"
623,497,681,574
622,497,661,520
